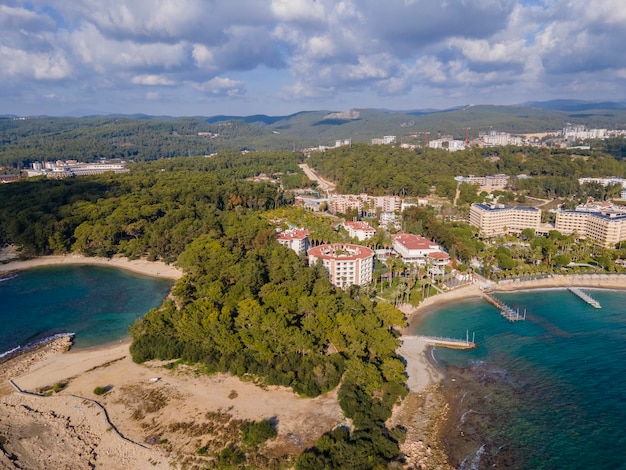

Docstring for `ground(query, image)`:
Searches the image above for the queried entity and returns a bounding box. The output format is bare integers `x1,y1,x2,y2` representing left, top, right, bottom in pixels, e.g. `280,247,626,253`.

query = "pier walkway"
568,287,601,308
402,334,476,350
482,291,526,321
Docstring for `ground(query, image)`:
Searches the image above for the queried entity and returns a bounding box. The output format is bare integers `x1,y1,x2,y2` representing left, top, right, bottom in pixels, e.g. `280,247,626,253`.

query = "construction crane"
418,131,430,147
465,127,471,145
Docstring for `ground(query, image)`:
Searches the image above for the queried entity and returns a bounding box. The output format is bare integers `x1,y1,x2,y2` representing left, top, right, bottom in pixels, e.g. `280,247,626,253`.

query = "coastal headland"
2,254,626,468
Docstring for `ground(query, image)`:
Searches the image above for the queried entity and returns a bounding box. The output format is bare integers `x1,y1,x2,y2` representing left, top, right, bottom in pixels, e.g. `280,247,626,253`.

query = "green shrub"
241,420,277,447
93,386,108,396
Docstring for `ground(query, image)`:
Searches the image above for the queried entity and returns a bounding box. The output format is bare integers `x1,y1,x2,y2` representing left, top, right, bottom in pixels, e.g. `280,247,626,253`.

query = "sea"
0,265,174,358
411,288,626,470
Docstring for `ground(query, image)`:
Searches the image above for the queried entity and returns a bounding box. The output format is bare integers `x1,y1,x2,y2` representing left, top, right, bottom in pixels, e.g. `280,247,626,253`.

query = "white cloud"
3,0,626,114
70,23,187,72
131,74,176,86
448,38,527,64
194,77,246,97
192,44,215,70
271,0,326,23
0,45,71,80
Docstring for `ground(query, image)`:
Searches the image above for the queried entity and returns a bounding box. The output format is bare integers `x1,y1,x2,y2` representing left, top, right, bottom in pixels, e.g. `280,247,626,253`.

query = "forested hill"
3,102,626,168
0,154,410,467
307,144,626,199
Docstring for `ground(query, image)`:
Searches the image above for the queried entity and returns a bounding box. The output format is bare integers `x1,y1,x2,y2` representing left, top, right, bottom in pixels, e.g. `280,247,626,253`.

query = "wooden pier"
482,292,526,321
403,333,476,350
568,287,601,308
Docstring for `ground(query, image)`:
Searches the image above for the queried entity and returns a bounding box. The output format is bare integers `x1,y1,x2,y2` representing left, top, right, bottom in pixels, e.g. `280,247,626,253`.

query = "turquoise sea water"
411,288,626,470
0,265,173,355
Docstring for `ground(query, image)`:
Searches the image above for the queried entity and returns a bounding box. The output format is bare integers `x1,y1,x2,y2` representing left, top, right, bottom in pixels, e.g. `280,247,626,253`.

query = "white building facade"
308,244,374,289
277,229,311,255
469,203,542,237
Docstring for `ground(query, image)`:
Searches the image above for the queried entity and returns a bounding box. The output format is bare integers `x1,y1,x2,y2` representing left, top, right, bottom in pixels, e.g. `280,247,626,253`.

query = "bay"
0,265,174,354
411,288,626,470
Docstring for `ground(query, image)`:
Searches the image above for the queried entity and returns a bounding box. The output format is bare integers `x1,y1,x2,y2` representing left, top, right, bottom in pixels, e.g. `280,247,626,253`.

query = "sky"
2,0,626,117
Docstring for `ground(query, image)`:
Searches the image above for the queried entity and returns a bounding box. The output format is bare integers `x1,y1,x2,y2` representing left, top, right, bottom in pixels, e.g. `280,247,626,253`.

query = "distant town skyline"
2,0,626,117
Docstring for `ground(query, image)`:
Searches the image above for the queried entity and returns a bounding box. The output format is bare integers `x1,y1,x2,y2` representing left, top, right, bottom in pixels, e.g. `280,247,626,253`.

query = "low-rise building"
391,233,447,266
455,174,510,191
427,251,451,278
342,221,376,241
277,229,311,255
308,243,374,289
469,203,542,237
27,161,128,178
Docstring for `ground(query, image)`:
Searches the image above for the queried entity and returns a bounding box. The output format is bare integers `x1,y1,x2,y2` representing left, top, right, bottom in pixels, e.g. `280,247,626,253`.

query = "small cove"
0,265,173,354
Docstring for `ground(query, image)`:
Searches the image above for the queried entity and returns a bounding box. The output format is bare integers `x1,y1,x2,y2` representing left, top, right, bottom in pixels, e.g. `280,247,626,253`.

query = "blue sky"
2,0,626,117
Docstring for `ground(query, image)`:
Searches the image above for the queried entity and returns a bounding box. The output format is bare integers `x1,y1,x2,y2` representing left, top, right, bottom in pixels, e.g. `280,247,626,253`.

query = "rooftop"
277,229,310,241
308,243,374,260
392,233,439,250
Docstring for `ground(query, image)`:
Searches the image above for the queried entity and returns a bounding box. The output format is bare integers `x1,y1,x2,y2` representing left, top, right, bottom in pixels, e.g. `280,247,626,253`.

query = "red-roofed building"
392,233,447,266
308,243,374,289
277,229,311,255
342,221,376,241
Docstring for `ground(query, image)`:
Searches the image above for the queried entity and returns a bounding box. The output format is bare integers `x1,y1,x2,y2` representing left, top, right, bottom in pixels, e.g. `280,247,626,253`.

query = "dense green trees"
308,144,626,201
0,117,279,167
0,153,300,260
128,210,408,467
1,152,410,466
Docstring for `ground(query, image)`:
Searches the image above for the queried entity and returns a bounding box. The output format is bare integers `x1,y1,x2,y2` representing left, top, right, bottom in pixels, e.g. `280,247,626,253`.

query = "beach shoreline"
0,253,184,280
3,267,626,467
400,273,626,327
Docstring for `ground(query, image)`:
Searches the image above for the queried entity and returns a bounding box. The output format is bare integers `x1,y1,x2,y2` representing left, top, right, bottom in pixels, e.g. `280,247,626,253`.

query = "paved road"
299,164,336,193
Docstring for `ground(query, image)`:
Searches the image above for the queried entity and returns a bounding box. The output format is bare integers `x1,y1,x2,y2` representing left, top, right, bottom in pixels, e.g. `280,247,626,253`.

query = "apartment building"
327,193,401,215
479,131,523,147
429,138,466,152
308,244,374,289
469,203,542,237
277,229,310,255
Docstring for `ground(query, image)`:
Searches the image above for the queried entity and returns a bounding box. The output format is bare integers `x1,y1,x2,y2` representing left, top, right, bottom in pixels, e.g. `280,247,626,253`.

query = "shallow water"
411,288,626,470
0,265,173,353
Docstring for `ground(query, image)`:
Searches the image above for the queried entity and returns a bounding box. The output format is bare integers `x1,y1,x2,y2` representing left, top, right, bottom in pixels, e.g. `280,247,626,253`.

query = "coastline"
394,274,626,468
400,273,626,328
0,253,184,280
3,271,626,467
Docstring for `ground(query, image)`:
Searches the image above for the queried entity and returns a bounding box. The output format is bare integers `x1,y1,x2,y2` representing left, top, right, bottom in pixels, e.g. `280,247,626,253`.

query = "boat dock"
568,287,601,308
403,333,476,350
483,292,526,321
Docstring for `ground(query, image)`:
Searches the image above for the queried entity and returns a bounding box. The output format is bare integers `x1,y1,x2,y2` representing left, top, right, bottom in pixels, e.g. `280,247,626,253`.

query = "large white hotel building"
469,203,542,237
308,244,374,289
555,210,626,247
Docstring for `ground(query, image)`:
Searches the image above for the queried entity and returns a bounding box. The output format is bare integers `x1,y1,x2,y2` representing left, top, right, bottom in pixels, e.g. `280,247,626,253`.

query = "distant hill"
198,102,626,141
521,99,626,112
2,101,626,166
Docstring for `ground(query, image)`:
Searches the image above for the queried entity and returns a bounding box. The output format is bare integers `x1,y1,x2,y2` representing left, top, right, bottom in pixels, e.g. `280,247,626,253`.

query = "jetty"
403,333,476,350
568,287,601,308
482,291,526,321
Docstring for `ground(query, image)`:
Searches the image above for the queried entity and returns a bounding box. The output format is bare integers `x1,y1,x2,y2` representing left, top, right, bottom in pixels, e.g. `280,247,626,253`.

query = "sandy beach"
0,253,184,280
0,337,343,469
0,254,342,468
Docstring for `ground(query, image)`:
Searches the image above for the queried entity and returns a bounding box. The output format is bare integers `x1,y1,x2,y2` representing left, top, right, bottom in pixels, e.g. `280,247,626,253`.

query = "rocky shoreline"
0,336,74,384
